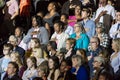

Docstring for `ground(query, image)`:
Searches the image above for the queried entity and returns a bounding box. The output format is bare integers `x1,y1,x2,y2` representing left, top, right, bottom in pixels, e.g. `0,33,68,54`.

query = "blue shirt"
71,65,89,80
80,20,96,39
70,33,89,50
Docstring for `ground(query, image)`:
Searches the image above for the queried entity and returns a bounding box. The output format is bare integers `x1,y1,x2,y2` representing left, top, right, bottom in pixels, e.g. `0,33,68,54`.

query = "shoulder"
81,33,88,37
40,27,46,31
70,33,76,38
106,5,114,9
55,69,60,74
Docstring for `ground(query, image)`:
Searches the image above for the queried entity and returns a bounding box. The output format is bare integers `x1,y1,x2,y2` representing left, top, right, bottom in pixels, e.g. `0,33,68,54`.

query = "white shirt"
109,22,120,39
65,25,74,35
95,5,115,23
51,32,69,50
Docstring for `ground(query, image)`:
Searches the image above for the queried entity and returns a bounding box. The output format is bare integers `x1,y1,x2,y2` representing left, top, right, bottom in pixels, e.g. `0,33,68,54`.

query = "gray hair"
96,22,105,32
94,56,105,65
72,55,83,66
76,22,86,33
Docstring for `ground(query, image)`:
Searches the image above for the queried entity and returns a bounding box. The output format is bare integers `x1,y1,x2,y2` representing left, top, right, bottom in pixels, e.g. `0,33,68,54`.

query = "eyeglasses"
90,41,97,43
93,60,98,63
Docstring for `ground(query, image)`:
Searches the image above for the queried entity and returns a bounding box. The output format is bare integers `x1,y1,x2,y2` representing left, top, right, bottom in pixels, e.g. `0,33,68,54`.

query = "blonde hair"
113,38,120,51
31,47,43,58
72,55,83,66
11,51,23,67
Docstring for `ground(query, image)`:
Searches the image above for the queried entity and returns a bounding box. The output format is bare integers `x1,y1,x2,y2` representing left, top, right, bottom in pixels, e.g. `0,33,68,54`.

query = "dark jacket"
3,74,22,80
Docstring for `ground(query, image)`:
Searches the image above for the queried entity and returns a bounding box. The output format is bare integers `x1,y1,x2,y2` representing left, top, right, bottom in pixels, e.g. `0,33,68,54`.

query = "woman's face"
32,49,41,58
48,59,54,69
72,58,78,68
29,40,36,48
10,54,17,62
60,15,67,23
48,3,54,12
75,6,81,15
60,61,67,72
65,40,72,50
74,24,81,33
32,17,38,27
15,28,22,37
96,27,102,34
27,58,34,68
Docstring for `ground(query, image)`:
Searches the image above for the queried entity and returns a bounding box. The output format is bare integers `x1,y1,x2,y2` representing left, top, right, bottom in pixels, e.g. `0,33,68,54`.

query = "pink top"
68,16,76,27
7,0,18,16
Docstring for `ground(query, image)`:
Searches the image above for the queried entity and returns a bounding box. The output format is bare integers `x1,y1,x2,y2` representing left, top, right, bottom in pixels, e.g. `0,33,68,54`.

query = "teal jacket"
70,33,90,50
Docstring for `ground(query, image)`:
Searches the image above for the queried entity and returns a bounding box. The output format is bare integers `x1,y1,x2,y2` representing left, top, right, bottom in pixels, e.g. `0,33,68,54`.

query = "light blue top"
0,57,11,73
70,33,90,50
65,25,74,36
80,19,96,39
110,51,120,73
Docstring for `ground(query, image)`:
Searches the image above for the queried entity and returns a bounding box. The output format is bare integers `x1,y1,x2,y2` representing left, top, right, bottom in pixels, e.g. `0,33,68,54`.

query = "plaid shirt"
96,33,110,48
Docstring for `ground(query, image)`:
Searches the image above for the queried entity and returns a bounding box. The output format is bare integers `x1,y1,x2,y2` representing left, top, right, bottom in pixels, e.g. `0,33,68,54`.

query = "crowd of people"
0,0,120,80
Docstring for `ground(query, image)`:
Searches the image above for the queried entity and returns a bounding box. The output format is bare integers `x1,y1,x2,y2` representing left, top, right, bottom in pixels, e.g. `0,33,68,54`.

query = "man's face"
7,64,16,75
90,38,99,49
116,12,120,21
3,47,10,55
82,11,88,19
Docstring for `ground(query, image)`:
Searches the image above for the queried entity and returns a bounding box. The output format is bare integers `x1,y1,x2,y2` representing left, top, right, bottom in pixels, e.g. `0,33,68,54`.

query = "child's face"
3,47,10,55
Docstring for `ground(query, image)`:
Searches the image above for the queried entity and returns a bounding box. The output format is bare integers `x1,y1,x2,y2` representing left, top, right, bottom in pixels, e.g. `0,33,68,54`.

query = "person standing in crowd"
14,27,24,45
22,57,38,80
44,2,59,35
87,36,104,78
31,47,45,66
47,41,57,57
58,59,76,80
0,43,13,76
36,61,49,80
109,11,120,39
47,56,60,80
68,5,82,27
8,35,25,58
61,0,82,15
51,20,69,50
95,22,110,48
2,62,22,80
70,23,89,50
80,8,96,39
65,38,76,59
71,55,89,80
92,56,114,80
95,0,116,34
10,52,26,78
110,38,120,80
76,49,90,78
22,15,49,48
60,13,74,35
